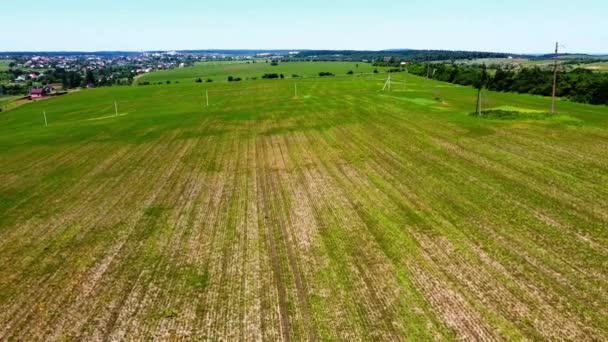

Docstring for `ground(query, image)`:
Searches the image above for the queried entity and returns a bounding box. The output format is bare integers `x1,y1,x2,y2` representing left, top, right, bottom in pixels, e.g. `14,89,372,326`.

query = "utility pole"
294,83,298,97
551,41,559,114
382,72,392,91
43,110,48,127
426,64,431,79
205,89,209,107
114,101,118,116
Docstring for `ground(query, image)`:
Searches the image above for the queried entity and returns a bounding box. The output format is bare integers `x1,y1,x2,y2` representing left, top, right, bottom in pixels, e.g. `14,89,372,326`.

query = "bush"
292,74,300,78
319,72,334,77
347,70,354,75
228,76,242,82
195,78,203,83
206,79,213,83
280,74,285,79
470,110,552,120
262,73,279,79
373,69,379,74
166,80,171,84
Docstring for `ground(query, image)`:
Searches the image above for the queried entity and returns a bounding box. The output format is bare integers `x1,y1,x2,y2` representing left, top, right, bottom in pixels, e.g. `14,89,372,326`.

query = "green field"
584,62,608,72
138,61,379,83
1,62,607,340
0,59,13,71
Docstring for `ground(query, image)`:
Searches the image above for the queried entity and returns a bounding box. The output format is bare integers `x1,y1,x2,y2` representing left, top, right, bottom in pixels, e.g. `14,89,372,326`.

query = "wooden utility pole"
206,89,209,107
43,110,48,127
551,42,559,113
114,101,118,116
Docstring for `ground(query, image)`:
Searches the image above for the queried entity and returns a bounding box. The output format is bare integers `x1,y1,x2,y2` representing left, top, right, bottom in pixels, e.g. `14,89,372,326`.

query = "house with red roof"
30,88,48,99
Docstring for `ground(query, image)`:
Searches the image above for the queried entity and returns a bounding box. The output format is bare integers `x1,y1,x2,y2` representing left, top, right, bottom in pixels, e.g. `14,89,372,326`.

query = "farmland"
1,61,607,340
0,60,12,71
584,62,608,72
137,61,378,83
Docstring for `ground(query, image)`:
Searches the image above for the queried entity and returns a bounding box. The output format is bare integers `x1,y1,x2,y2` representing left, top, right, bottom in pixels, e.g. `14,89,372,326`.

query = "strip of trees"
405,64,608,105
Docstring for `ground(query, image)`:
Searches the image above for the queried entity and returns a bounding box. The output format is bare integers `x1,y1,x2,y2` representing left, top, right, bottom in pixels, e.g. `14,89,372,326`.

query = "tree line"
405,63,608,105
297,50,516,62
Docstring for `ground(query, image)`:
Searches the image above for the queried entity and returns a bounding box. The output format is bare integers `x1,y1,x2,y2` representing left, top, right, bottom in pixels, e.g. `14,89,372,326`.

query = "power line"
551,41,559,114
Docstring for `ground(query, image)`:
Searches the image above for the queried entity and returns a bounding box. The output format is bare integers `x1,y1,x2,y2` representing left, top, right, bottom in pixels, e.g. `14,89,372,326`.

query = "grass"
584,62,608,72
0,61,607,340
137,61,381,83
0,59,12,71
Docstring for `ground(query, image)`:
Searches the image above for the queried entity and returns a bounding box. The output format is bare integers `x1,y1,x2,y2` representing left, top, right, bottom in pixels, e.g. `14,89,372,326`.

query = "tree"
280,74,285,79
85,69,95,86
347,70,354,75
373,69,379,74
195,78,203,83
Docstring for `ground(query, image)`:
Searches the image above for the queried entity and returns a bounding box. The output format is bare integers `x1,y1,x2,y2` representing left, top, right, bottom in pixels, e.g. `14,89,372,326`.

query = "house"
30,88,48,99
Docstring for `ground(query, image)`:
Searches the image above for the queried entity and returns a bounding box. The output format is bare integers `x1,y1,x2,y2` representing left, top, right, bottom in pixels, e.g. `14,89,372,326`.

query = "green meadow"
585,62,608,71
1,61,607,340
0,60,12,71
137,61,379,83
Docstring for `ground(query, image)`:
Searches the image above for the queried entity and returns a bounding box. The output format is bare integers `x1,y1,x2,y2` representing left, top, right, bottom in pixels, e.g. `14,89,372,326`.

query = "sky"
1,0,606,53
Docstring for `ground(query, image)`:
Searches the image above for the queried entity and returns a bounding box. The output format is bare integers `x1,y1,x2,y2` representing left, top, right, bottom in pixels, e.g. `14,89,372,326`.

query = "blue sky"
2,0,606,53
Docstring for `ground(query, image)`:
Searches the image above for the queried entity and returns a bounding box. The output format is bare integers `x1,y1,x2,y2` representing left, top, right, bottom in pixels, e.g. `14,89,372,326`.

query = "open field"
137,61,379,83
1,62,607,340
0,60,13,71
584,62,608,72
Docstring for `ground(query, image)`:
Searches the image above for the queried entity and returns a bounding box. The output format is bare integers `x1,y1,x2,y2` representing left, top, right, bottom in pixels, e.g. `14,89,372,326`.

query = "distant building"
30,88,48,99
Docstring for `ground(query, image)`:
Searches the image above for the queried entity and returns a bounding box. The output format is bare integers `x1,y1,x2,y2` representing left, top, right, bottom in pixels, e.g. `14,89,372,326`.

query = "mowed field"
1,62,608,340
137,61,379,83
584,62,608,72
